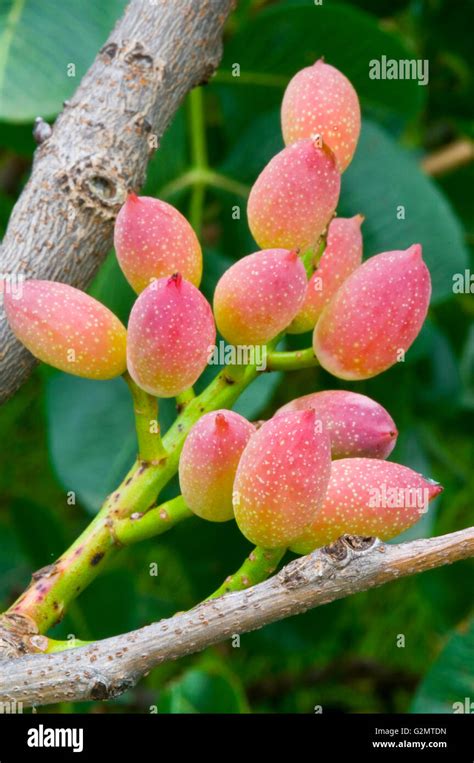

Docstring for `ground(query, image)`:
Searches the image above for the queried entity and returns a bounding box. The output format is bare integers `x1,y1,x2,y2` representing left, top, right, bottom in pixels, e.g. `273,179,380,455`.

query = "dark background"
0,0,472,713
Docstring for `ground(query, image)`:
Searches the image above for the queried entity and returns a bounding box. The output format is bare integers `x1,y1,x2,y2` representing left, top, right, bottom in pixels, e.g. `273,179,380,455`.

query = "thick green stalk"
266,347,319,372
175,387,196,413
207,546,286,599
6,364,259,633
8,459,165,632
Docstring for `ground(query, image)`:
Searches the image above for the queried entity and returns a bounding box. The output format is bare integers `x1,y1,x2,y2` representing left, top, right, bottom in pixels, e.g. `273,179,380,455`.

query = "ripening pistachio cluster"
179,395,441,550
4,59,440,553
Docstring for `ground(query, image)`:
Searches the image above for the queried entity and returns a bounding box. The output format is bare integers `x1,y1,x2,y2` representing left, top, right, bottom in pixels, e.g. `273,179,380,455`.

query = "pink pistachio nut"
290,458,443,554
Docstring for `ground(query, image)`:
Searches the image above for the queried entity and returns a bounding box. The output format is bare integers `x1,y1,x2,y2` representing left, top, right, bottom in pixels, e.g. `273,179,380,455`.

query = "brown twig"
422,138,474,176
0,527,472,708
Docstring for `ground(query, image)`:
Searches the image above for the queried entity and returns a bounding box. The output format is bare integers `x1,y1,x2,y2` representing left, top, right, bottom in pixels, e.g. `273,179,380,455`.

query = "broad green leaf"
213,0,425,139
220,109,283,184
0,0,126,121
45,374,136,514
411,616,474,713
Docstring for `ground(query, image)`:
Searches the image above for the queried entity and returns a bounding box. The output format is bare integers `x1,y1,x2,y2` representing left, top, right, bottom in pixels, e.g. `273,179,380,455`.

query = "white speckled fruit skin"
281,60,361,172
213,248,307,345
289,215,363,334
276,390,397,459
313,245,431,380
247,139,341,252
127,275,215,397
4,280,127,379
179,410,255,522
233,409,331,548
290,458,443,554
114,194,202,293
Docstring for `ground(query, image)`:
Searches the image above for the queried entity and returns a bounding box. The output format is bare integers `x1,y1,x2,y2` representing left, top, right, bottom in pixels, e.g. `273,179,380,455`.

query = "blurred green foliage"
0,0,472,714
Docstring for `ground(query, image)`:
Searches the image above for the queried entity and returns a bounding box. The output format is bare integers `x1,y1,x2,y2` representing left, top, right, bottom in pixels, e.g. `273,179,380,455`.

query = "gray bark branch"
0,527,472,708
0,0,235,404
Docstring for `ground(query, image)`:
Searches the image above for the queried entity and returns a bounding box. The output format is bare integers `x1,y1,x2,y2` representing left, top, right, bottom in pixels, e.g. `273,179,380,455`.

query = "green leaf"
220,109,284,184
338,119,469,303
0,0,126,122
411,616,474,713
158,667,248,713
213,0,424,139
45,374,136,514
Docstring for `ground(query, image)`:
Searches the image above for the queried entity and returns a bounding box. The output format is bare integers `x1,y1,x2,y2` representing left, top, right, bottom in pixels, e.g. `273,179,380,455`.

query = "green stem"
124,373,167,462
176,387,196,413
160,168,250,201
6,364,260,633
266,347,319,372
301,236,327,277
8,459,165,632
188,88,208,235
207,546,286,599
115,496,193,546
44,637,92,654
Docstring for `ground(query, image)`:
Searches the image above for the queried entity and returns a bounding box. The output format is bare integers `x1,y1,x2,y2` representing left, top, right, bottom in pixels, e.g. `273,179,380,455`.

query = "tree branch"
0,0,235,404
0,526,472,708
